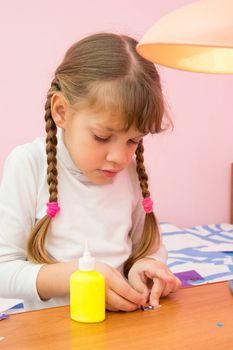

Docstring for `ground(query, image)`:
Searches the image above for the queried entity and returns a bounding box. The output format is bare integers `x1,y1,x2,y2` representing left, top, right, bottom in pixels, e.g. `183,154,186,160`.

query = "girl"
0,32,180,312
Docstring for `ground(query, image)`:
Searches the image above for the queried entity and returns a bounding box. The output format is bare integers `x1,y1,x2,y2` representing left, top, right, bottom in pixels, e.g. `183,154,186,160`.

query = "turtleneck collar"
56,127,90,183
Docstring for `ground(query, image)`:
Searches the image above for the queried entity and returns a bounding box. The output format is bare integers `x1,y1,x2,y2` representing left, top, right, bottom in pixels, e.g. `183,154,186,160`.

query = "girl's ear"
51,93,69,129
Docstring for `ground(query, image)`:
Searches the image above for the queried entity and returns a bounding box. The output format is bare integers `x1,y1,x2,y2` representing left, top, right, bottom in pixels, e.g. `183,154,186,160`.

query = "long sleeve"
0,146,44,302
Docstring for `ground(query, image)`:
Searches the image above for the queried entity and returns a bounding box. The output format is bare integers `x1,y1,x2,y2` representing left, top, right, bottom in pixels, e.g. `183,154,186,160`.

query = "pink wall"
1,0,233,227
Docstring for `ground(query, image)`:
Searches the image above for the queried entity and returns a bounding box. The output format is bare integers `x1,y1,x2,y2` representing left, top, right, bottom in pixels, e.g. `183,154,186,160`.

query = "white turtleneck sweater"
0,129,167,311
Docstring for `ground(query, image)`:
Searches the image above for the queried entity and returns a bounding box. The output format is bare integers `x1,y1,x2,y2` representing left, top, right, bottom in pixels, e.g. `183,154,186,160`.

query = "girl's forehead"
82,107,131,132
87,114,146,138
80,81,139,130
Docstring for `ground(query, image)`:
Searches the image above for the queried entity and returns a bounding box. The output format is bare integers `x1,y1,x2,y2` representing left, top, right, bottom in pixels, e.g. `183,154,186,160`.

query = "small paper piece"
0,314,9,321
140,305,154,311
0,337,5,341
139,304,161,311
0,298,24,313
174,270,204,287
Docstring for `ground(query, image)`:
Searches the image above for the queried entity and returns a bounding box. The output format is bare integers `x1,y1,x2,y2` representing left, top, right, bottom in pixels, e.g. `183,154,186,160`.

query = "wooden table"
0,282,232,350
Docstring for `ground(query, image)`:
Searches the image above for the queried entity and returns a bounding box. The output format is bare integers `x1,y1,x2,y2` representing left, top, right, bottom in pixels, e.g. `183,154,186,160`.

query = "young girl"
0,32,180,312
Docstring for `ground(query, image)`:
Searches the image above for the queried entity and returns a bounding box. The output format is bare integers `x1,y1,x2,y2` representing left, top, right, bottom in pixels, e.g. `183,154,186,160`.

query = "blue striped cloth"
160,223,233,284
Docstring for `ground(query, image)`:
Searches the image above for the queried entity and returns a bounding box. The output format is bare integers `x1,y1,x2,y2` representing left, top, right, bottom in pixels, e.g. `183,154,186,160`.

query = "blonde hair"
27,32,170,276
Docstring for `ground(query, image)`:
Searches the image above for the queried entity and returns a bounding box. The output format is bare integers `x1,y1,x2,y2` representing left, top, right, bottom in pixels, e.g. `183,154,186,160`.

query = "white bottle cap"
79,240,95,271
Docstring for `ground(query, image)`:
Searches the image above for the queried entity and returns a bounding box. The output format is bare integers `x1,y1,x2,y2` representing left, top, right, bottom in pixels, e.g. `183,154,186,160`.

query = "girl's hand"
95,261,147,312
128,258,181,307
37,260,146,311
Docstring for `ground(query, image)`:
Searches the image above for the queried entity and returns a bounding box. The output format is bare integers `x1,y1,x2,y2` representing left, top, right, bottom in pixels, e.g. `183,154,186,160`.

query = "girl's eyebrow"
92,124,124,132
92,125,146,138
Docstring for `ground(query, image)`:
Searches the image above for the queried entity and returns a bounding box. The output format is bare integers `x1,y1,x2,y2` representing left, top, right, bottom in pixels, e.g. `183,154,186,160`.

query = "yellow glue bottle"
70,241,105,323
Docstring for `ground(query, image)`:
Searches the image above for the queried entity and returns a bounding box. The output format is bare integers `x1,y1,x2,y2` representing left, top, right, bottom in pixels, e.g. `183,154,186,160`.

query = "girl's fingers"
144,265,181,295
106,288,139,312
128,272,149,298
161,276,182,297
161,279,176,297
106,303,119,312
171,276,182,293
149,278,165,307
127,259,182,306
110,273,147,306
145,266,174,284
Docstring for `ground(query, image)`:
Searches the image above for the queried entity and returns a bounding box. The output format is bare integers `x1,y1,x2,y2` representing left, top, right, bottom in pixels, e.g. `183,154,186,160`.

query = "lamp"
136,0,233,74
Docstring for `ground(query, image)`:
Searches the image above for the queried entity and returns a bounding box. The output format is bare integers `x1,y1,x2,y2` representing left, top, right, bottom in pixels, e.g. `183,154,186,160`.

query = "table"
0,282,232,350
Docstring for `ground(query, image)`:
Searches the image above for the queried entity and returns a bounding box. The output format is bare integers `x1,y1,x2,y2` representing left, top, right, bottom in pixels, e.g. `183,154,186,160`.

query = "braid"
45,88,59,203
124,140,160,277
135,141,150,199
27,80,60,264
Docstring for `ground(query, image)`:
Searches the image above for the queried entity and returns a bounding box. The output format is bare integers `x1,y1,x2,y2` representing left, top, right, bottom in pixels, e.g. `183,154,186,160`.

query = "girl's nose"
106,146,129,166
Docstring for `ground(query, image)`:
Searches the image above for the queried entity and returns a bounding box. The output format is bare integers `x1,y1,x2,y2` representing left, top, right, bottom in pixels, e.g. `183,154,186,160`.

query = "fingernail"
151,300,159,307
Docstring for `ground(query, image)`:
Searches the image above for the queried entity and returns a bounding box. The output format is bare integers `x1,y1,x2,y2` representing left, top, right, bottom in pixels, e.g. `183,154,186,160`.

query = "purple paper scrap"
174,270,204,287
0,313,9,321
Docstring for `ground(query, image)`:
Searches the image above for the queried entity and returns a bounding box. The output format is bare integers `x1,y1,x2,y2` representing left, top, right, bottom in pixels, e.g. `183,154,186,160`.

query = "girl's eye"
129,139,142,145
94,135,110,143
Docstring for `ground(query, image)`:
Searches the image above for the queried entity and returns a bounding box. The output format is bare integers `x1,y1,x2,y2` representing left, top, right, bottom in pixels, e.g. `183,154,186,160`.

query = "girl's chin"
85,172,115,185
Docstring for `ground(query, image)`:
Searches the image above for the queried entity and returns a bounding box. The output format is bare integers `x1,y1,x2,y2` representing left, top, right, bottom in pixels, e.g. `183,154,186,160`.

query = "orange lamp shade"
137,0,233,74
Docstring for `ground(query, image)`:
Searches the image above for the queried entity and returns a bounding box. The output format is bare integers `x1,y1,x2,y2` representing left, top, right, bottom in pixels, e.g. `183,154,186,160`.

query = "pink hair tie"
142,197,154,214
46,202,60,218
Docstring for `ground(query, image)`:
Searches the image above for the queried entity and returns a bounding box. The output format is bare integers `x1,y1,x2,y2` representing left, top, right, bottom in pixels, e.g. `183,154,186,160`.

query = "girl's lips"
97,169,119,178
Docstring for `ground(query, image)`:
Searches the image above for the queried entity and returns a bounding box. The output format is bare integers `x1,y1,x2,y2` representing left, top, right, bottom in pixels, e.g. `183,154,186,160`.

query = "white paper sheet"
163,233,212,250
0,298,24,313
199,243,233,252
